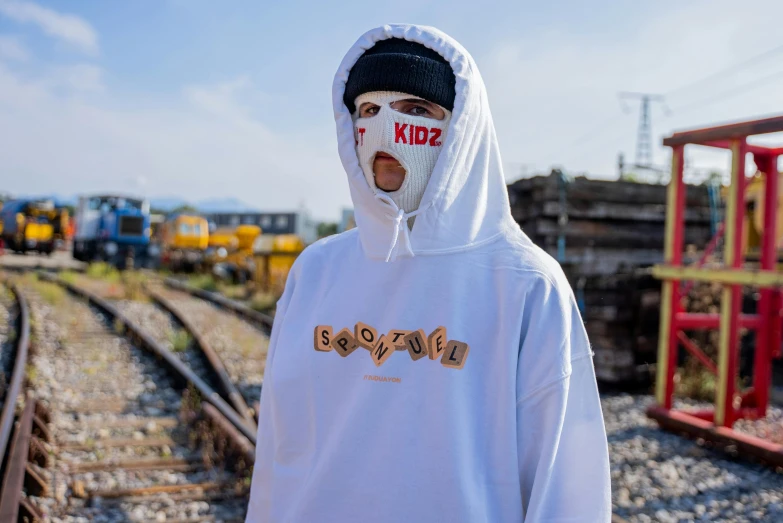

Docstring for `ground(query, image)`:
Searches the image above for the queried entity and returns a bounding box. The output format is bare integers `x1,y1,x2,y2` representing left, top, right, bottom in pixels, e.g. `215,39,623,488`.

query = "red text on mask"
394,123,443,147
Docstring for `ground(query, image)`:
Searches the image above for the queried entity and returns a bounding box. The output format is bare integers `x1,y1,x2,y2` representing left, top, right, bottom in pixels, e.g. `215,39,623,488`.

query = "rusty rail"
0,281,42,521
164,277,273,333
0,282,31,474
0,399,42,522
40,272,258,445
148,287,256,425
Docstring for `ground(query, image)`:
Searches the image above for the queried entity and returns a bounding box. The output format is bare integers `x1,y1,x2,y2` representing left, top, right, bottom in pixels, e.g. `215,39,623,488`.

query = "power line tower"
619,92,666,170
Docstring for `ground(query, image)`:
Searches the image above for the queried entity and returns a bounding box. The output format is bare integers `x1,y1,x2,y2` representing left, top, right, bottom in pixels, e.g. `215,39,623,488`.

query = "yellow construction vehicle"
739,171,783,254
204,226,238,270
160,214,210,272
210,225,261,283
251,233,304,295
50,206,71,246
0,199,55,255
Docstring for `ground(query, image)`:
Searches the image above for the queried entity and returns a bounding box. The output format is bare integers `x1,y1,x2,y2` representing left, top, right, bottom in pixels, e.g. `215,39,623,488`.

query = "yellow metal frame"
652,265,783,286
655,151,682,405
715,140,743,426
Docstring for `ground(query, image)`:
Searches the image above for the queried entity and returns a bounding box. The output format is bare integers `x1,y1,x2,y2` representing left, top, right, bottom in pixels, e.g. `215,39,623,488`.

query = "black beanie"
344,38,456,114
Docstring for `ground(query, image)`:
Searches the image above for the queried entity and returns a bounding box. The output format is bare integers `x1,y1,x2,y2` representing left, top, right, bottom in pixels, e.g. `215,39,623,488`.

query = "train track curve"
0,272,257,521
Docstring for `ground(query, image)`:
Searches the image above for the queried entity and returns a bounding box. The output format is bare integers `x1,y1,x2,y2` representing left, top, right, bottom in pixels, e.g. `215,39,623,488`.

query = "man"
247,24,611,522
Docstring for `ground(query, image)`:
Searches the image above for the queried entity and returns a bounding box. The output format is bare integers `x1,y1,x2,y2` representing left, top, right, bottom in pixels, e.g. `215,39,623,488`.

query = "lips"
375,152,399,162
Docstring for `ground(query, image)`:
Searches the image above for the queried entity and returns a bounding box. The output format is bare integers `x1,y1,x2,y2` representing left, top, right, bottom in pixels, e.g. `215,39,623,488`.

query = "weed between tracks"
86,262,121,282
188,274,219,292
180,383,253,481
121,271,149,301
181,383,202,422
20,273,66,305
82,263,151,301
218,283,247,300
59,271,78,285
186,274,277,312
249,292,276,313
168,329,192,353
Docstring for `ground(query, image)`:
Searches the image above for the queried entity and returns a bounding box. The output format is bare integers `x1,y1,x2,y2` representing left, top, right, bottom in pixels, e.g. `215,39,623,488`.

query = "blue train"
72,194,159,269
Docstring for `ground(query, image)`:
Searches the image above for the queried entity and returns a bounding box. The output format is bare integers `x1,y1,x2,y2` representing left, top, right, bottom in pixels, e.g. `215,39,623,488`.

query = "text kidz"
356,123,443,147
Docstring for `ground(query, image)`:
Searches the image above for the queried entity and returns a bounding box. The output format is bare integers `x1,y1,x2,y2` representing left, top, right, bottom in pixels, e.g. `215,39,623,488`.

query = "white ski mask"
353,91,451,215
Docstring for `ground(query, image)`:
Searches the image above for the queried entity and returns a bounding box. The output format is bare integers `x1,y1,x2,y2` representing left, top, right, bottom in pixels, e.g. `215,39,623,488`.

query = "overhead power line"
668,67,783,117
536,41,783,174
665,42,783,99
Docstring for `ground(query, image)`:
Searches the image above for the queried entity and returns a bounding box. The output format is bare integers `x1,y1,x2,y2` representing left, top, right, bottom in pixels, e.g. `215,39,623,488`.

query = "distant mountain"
196,197,259,213
7,193,259,214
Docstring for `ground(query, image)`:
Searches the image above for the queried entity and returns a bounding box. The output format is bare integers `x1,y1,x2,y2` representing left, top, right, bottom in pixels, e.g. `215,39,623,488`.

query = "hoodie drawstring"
374,193,430,263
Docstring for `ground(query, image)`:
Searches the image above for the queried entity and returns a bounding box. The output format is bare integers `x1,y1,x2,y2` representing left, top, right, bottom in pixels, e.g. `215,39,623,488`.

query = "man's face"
357,97,447,192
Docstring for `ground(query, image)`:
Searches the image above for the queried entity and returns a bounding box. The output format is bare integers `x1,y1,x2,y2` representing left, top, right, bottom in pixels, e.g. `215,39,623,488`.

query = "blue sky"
1,0,783,220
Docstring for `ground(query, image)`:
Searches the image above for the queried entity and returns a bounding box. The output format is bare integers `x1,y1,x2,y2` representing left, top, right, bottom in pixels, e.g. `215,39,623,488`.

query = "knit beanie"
344,38,456,114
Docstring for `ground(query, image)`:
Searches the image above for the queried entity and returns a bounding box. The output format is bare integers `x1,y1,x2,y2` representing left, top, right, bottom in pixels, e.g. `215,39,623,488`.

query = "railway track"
0,272,256,521
58,271,270,422
152,281,270,415
162,278,273,334
67,273,258,426
0,278,39,521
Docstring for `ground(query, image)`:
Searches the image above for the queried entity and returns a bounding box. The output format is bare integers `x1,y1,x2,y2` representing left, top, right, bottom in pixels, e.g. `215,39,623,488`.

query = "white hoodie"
246,24,611,523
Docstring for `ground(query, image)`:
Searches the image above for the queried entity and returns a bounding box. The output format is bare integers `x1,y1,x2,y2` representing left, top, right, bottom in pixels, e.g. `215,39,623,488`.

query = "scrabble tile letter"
314,325,333,352
331,328,361,357
427,326,447,360
355,322,378,351
387,329,411,351
404,330,429,361
441,340,470,370
371,335,395,367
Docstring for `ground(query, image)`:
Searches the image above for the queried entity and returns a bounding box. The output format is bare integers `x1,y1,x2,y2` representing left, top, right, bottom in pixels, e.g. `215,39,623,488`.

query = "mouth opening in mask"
372,151,408,194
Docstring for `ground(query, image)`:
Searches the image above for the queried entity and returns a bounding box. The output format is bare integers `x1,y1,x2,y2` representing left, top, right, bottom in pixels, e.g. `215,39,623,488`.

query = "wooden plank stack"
507,171,715,383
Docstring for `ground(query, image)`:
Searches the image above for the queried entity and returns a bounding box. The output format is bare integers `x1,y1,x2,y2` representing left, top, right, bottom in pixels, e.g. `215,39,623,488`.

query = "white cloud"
49,63,104,93
0,34,28,61
0,0,98,54
0,63,348,220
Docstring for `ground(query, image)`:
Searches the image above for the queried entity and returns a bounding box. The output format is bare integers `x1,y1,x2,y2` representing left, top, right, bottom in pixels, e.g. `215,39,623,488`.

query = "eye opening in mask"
357,98,446,120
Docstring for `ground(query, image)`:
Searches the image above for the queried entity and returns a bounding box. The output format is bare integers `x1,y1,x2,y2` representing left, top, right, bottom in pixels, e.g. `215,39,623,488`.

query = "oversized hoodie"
246,24,611,523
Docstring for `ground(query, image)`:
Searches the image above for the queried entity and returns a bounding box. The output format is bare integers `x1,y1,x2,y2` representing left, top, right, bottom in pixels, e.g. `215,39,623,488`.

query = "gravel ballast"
21,278,248,522
606,394,783,522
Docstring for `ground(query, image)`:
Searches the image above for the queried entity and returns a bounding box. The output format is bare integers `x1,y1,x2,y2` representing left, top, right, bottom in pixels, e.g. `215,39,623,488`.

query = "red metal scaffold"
648,115,783,466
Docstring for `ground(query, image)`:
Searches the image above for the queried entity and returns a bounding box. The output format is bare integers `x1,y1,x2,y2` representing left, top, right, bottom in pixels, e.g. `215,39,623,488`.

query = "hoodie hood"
333,24,515,261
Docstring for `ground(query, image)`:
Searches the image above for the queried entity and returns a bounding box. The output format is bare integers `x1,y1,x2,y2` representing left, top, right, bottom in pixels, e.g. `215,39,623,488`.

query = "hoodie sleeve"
516,274,611,523
245,267,296,522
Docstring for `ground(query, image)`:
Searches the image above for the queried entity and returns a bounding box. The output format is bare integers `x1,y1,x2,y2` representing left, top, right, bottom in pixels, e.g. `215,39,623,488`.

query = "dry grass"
675,359,717,401
121,271,149,302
